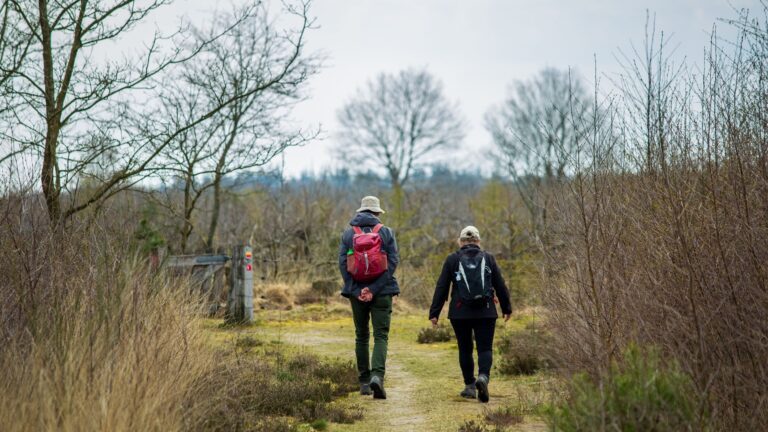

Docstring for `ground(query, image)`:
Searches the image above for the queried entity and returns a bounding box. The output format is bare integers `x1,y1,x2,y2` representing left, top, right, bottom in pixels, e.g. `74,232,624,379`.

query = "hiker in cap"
428,226,512,403
339,195,400,399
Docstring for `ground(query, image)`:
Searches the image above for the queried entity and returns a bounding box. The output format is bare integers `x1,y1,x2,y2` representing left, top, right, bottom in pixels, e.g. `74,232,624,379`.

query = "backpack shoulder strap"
480,255,486,291
458,260,472,294
372,224,383,234
352,226,363,235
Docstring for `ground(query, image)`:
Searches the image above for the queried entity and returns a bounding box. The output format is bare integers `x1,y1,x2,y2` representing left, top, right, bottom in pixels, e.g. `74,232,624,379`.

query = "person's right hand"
358,287,373,302
430,317,438,327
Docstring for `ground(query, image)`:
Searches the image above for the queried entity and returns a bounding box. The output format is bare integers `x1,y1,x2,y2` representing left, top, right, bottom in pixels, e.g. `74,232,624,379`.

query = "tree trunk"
205,172,223,252
206,112,240,252
38,0,61,224
41,129,60,223
180,171,194,253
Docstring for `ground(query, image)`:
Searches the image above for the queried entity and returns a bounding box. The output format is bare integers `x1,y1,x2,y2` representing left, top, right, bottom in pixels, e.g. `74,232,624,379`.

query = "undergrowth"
546,345,709,431
417,325,452,343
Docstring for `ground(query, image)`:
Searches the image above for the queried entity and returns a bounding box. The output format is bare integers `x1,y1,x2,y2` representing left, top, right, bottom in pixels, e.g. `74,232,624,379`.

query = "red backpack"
346,224,388,283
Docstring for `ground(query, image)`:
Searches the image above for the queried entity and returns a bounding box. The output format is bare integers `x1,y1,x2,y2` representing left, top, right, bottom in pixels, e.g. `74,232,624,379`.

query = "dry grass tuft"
0,255,214,431
416,325,452,344
484,405,525,429
257,283,296,310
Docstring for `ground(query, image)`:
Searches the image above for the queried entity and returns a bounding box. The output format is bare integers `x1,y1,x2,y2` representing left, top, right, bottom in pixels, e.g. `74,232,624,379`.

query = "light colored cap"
459,225,481,241
356,195,385,214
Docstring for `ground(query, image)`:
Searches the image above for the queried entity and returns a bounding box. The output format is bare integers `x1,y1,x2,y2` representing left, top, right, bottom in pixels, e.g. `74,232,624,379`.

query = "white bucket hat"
356,195,386,214
459,225,481,241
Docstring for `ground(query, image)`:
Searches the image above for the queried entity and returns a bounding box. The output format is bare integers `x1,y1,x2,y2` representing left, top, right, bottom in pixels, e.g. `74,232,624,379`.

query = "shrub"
264,286,294,309
188,350,359,431
457,419,490,432
287,352,359,397
496,329,555,375
484,405,524,429
458,403,532,432
294,281,341,305
250,417,296,432
417,325,452,343
0,231,215,431
326,404,364,424
547,345,708,431
311,279,338,297
538,7,768,429
295,288,324,305
234,334,263,351
310,419,328,430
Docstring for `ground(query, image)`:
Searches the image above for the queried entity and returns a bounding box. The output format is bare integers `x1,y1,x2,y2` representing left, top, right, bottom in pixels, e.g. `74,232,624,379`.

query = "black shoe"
360,383,372,395
369,375,387,399
460,384,477,399
475,374,489,403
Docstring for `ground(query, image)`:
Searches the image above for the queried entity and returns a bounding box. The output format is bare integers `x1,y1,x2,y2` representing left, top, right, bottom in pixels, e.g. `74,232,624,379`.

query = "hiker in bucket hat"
339,195,400,399
428,226,512,403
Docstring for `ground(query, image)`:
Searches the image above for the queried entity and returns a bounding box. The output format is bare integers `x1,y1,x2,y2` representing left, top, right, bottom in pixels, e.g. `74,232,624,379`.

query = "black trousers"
450,318,497,385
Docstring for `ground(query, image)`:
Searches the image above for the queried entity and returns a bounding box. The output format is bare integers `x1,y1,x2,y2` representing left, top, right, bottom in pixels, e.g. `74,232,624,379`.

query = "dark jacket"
428,244,512,320
339,212,400,298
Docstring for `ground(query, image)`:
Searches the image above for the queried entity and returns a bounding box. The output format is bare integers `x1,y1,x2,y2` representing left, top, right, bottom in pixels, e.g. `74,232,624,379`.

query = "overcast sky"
175,0,760,177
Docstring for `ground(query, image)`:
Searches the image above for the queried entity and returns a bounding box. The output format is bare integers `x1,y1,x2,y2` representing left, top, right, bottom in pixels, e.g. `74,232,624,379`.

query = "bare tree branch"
151,0,321,252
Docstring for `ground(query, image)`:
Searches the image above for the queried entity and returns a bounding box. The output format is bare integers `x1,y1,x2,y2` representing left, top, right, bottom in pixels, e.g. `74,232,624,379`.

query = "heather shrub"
417,325,452,343
547,346,708,432
496,329,555,376
483,405,525,430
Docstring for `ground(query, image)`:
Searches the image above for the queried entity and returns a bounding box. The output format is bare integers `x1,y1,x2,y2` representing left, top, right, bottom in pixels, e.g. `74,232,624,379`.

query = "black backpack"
456,249,494,308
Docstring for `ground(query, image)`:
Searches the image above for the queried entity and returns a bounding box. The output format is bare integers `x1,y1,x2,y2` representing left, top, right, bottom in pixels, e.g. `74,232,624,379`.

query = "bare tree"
153,86,217,253
156,1,320,252
337,68,464,191
486,68,593,181
0,0,315,226
485,68,594,237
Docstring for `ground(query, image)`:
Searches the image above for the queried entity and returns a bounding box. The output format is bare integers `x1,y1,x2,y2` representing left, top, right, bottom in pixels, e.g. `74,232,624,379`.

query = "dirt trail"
360,341,426,429
278,326,426,430
265,317,547,432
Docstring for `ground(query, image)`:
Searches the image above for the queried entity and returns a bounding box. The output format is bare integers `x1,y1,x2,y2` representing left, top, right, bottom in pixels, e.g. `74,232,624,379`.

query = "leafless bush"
541,7,768,429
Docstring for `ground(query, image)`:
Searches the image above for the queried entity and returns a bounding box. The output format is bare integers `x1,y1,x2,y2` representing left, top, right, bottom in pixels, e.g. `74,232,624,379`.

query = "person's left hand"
503,313,511,322
358,287,373,302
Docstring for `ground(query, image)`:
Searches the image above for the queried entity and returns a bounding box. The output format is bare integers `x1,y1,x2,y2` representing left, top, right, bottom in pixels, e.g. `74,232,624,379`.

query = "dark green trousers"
350,294,393,383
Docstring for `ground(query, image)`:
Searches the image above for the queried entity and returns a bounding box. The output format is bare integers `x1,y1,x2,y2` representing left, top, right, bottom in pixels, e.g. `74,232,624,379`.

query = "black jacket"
429,244,512,320
339,212,400,298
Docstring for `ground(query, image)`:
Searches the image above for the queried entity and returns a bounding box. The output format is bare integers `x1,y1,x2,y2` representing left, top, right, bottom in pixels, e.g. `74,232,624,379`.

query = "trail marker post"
226,245,254,324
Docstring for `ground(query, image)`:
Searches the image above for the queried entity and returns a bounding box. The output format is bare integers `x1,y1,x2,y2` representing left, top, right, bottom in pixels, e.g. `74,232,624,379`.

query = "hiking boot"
475,374,490,403
369,375,387,399
460,383,477,399
360,383,372,396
